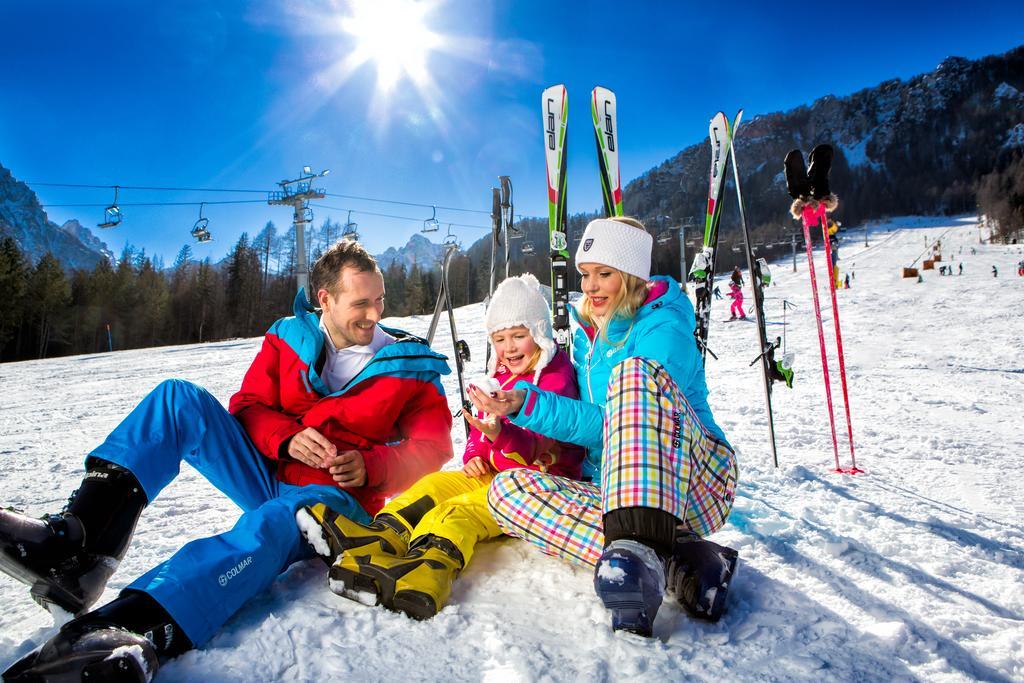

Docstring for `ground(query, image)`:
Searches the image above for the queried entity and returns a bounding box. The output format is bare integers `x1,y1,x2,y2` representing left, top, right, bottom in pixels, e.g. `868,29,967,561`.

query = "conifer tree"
28,253,70,358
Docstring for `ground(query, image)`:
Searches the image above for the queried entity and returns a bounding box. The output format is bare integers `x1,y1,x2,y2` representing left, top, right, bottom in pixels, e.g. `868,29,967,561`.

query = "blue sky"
1,0,1021,262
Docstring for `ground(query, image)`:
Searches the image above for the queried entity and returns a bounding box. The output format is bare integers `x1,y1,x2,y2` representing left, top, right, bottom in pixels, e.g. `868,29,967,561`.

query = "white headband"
574,219,652,280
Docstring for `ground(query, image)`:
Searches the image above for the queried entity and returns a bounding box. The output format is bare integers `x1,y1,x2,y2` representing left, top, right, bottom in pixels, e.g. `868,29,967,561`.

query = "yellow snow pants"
379,470,503,564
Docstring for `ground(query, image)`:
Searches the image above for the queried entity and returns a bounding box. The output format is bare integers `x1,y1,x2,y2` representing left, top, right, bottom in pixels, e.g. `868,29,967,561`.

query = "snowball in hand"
469,376,501,396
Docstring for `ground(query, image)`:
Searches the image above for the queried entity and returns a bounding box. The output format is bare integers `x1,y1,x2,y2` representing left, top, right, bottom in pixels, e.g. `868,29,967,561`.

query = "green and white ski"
591,86,623,218
542,84,571,352
691,110,741,362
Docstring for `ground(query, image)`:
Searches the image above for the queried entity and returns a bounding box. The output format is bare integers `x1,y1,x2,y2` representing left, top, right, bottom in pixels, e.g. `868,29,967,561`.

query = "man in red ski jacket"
229,261,454,514
1,240,454,680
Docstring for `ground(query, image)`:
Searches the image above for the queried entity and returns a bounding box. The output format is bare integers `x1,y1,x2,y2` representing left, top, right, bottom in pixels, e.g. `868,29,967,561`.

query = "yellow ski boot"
329,535,464,618
296,504,409,566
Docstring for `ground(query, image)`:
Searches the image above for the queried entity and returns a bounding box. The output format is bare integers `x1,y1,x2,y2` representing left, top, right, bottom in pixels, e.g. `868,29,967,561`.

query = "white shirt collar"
318,317,392,355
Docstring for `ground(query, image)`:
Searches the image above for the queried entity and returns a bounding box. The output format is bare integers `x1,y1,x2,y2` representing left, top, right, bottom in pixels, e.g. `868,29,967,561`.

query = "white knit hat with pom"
485,273,555,384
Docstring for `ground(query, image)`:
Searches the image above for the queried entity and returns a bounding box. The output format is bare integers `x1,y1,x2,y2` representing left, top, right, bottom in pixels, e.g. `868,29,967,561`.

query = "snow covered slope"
1,217,1022,682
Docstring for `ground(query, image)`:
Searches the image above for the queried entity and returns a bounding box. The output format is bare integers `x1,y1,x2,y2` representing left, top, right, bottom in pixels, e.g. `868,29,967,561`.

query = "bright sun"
340,0,440,93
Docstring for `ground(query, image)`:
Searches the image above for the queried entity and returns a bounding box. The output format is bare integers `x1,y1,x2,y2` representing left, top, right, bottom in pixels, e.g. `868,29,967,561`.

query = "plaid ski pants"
488,357,737,567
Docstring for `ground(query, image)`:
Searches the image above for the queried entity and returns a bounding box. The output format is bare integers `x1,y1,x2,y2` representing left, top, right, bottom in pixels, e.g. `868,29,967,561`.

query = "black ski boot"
807,144,834,200
784,149,811,200
3,590,191,682
0,459,147,615
2,623,157,683
666,534,739,622
1,590,188,683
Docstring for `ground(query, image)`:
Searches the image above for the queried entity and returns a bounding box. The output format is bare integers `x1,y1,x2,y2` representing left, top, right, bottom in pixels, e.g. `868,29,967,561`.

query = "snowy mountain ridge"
374,232,447,272
624,45,1024,235
0,163,112,270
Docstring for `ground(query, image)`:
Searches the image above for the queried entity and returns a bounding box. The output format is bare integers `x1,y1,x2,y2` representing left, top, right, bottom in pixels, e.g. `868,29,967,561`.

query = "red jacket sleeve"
228,335,306,459
361,382,454,498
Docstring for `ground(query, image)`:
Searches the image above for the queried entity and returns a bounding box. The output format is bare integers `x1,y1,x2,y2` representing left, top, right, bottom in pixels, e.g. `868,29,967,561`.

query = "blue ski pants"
89,379,370,647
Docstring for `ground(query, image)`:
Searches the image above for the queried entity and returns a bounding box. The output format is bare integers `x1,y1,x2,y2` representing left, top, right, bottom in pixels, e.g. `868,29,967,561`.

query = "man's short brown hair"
310,240,380,296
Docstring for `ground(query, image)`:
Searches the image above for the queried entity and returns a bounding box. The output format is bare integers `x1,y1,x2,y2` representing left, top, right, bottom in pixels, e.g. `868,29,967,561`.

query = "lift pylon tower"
268,166,329,298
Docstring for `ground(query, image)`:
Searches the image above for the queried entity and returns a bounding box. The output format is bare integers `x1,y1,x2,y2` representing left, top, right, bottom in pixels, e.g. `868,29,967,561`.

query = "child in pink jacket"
727,281,746,319
299,274,583,620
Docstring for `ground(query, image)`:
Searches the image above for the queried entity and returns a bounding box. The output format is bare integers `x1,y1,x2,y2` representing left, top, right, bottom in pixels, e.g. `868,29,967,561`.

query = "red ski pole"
816,208,862,474
801,204,842,472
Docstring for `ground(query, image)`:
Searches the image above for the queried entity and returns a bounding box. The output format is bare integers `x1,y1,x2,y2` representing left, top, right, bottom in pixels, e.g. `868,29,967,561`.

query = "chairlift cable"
309,203,489,230
41,200,268,208
28,182,523,219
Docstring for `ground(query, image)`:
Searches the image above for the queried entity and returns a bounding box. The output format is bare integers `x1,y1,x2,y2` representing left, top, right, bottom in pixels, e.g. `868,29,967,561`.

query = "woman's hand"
468,385,526,417
464,410,502,442
463,456,493,478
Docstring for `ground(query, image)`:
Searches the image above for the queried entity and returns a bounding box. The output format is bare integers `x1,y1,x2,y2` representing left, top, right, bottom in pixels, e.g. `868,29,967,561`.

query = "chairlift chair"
443,224,459,248
98,186,122,229
521,241,535,255
343,210,359,241
423,205,440,233
657,230,673,245
731,244,741,253
190,203,209,239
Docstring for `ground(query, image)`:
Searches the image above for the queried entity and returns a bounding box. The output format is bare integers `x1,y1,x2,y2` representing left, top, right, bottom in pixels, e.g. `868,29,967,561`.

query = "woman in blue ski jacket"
470,216,738,635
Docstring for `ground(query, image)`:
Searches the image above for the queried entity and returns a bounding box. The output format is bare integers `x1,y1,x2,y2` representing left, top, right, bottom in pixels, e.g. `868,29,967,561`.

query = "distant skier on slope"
730,265,744,286
727,267,746,319
0,241,454,681
727,280,746,319
472,217,739,636
298,273,584,621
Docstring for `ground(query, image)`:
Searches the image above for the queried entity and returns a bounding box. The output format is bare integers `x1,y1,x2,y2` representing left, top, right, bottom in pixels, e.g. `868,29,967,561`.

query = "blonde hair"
578,216,651,339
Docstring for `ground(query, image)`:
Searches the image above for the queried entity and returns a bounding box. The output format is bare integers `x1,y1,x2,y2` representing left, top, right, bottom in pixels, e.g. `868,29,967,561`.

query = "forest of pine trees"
0,218,485,362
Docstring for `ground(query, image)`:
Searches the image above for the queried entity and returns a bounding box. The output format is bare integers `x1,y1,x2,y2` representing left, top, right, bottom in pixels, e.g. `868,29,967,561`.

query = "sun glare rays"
340,0,440,93
311,0,457,134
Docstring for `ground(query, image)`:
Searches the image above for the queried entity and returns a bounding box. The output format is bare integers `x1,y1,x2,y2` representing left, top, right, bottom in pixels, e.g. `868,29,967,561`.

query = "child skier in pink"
727,281,746,319
298,273,584,620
